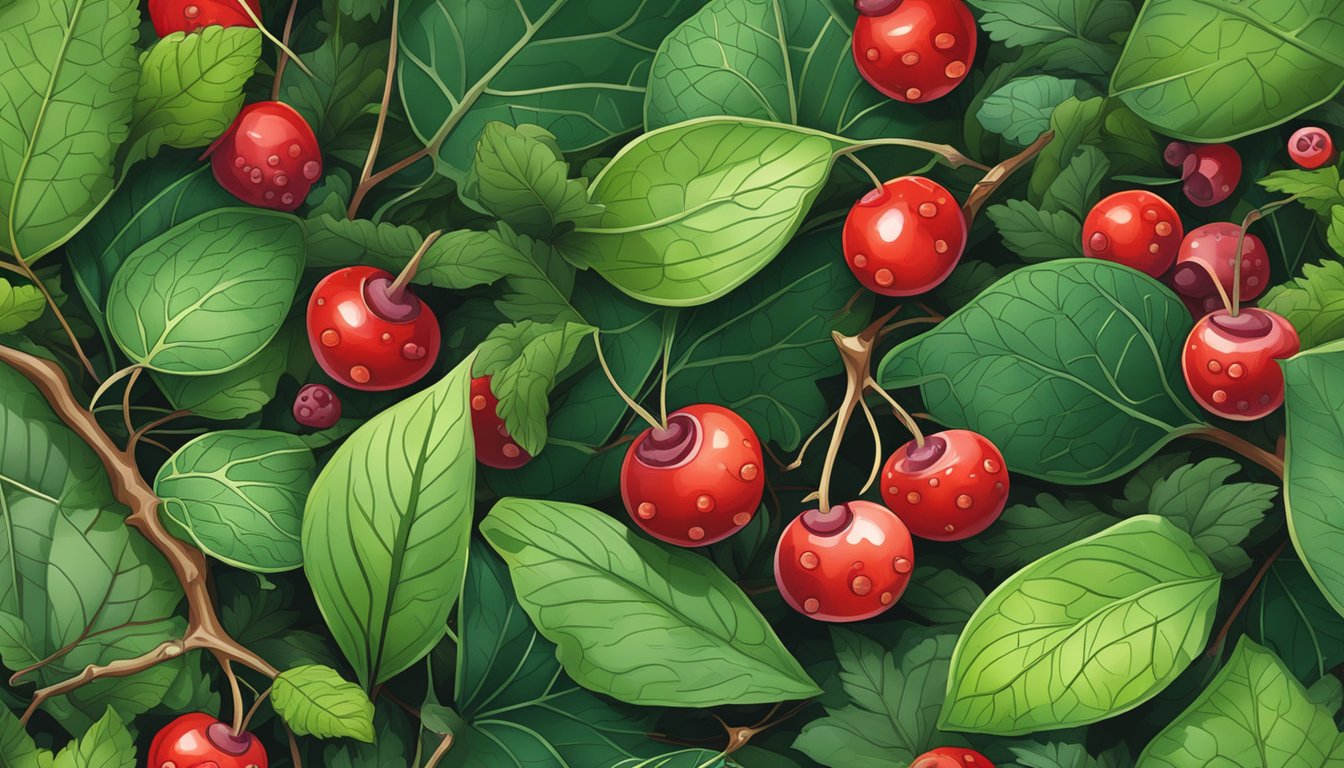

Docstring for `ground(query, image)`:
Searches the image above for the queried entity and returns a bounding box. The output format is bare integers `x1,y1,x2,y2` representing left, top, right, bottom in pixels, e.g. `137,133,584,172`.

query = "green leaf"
1146,458,1276,576
278,33,387,147
985,199,1083,263
1111,0,1344,141
475,320,594,455
50,708,135,768
0,707,48,768
1258,167,1344,218
963,494,1120,573
793,627,966,766
0,611,39,671
1285,340,1344,618
1011,741,1126,768
1114,451,1194,517
560,118,834,306
1137,638,1344,766
0,0,140,263
272,664,375,742
942,515,1220,735
966,0,1135,48
1329,206,1344,258
106,209,305,374
302,356,476,688
339,0,388,20
1245,557,1344,685
122,27,260,168
878,260,1206,484
978,76,1098,146
900,567,986,626
480,497,820,706
1042,145,1110,219
152,323,292,420
155,429,315,573
463,122,604,238
1262,259,1344,349
1028,97,1105,204
398,0,703,180
0,279,45,334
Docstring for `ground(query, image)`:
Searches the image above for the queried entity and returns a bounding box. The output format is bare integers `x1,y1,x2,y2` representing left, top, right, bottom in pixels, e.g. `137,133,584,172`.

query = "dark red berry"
307,266,440,391
1183,308,1300,421
1165,142,1241,208
1082,191,1183,277
852,0,977,103
912,747,994,768
1289,127,1336,170
881,430,1009,541
470,376,530,469
207,102,322,212
148,713,268,768
148,0,261,37
1171,223,1268,317
293,384,341,429
843,177,967,296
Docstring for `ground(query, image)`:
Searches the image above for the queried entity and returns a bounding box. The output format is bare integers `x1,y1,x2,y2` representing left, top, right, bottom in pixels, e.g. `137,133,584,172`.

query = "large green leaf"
480,497,820,706
878,260,1206,484
154,430,315,573
1284,340,1344,617
1111,0,1344,141
151,321,293,420
105,209,305,375
1137,638,1344,766
0,365,182,730
942,515,1220,735
302,356,476,688
0,0,140,263
560,118,834,307
1244,557,1344,685
398,0,703,180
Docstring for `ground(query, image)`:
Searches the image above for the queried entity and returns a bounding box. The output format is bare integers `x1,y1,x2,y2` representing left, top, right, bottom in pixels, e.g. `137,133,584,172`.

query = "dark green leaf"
152,322,293,420
50,708,135,768
278,34,387,147
1284,340,1344,617
985,199,1083,262
900,566,986,625
463,122,603,238
1146,458,1276,576
966,0,1135,48
963,494,1118,572
477,320,595,455
1245,557,1344,685
1028,97,1105,203
1042,145,1110,219
978,76,1099,145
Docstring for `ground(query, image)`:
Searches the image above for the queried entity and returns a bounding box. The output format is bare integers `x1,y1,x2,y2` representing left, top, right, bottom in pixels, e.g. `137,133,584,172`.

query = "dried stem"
1207,540,1286,658
270,0,301,100
836,139,990,172
388,229,444,299
424,732,455,768
127,410,191,454
593,332,665,431
20,640,185,725
232,0,314,78
961,130,1054,223
1181,426,1284,478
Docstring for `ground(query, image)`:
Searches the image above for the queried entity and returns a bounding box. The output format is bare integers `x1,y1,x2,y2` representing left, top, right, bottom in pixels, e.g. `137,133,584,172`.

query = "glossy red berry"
148,713,268,768
1165,142,1241,207
843,177,967,296
1289,127,1336,170
852,0,977,104
208,102,322,211
775,501,914,622
294,383,341,429
1082,191,1184,277
307,266,440,391
911,747,995,768
621,404,764,547
471,376,530,469
881,430,1009,541
148,0,261,36
1183,309,1300,421
1171,223,1268,317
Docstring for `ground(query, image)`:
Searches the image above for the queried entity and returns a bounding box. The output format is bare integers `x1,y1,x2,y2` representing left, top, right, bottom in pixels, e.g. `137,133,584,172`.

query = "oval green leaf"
1284,340,1344,617
106,208,305,375
302,356,476,688
878,260,1206,484
942,515,1220,735
272,664,375,743
560,118,834,306
479,497,821,707
154,429,315,573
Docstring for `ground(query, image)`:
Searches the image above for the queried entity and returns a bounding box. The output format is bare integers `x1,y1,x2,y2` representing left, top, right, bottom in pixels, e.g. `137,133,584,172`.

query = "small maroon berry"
1171,223,1269,317
1289,127,1336,170
1166,142,1240,208
294,384,341,429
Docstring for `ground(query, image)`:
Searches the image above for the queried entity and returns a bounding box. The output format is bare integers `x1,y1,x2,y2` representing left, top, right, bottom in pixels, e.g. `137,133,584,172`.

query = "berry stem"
1206,539,1286,658
592,332,666,432
1231,196,1297,316
962,130,1055,223
238,686,272,735
387,229,444,301
89,364,139,414
270,0,301,100
830,146,885,195
232,0,315,78
856,398,883,495
834,139,991,172
222,657,245,735
1181,426,1284,478
865,378,925,448
659,313,676,427
785,409,839,471
120,366,142,441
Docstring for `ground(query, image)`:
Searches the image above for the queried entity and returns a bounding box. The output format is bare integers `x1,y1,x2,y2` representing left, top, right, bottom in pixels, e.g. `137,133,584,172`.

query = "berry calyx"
911,747,995,767
207,102,322,212
1165,142,1241,207
1171,223,1268,317
1082,190,1184,277
774,500,914,622
470,376,530,469
620,404,764,547
1289,127,1336,170
880,430,1009,541
293,383,341,429
843,177,967,296
148,0,261,37
148,713,268,768
852,0,977,104
1182,308,1300,421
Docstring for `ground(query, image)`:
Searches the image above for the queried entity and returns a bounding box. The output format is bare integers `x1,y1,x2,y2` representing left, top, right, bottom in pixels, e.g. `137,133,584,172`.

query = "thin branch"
120,366,142,440
424,732,455,768
240,686,272,734
1207,540,1286,658
1182,426,1284,478
221,657,245,735
287,725,303,768
20,640,185,725
127,409,190,454
348,0,415,220
270,0,301,100
232,0,314,78
961,130,1054,223
2,259,99,382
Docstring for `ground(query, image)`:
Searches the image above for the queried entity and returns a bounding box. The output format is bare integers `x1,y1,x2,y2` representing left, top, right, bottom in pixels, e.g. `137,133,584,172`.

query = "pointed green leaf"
272,664,375,742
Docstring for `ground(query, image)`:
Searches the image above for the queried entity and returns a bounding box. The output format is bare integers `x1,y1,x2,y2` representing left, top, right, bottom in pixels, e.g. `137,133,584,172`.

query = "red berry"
1182,308,1300,421
912,747,995,768
774,500,914,622
208,102,322,212
880,430,1008,541
294,383,341,429
148,713,268,768
1171,223,1268,317
843,177,967,296
1082,191,1184,277
1289,127,1336,170
148,0,261,36
1165,142,1241,208
307,266,440,391
620,404,764,547
470,376,530,469
852,0,977,104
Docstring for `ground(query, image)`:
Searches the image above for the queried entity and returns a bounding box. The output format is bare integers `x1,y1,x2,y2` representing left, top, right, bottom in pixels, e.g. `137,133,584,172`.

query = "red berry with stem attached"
1183,308,1299,421
881,430,1009,541
1082,190,1184,277
1289,127,1337,170
1171,223,1269,317
775,500,914,622
148,0,261,36
148,713,268,768
911,747,995,768
852,0,977,104
843,177,967,296
621,404,764,547
1165,142,1241,207
207,102,322,211
307,266,440,391
471,375,530,469
293,383,341,429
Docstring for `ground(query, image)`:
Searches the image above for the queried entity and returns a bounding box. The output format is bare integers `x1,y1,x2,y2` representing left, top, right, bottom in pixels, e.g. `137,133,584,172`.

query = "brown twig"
424,732,455,768
120,366,142,439
270,0,301,100
240,686,272,734
221,658,245,734
20,640,185,725
127,409,190,454
1,259,99,382
1207,540,1287,658
286,725,303,768
961,130,1055,223
1182,426,1284,478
